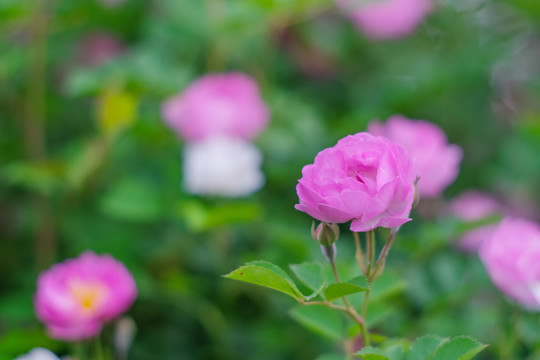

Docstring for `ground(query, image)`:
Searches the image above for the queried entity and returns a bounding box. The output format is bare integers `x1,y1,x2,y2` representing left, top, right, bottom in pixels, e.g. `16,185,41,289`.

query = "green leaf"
356,347,390,360
177,200,261,232
384,344,406,360
325,275,369,302
290,305,343,341
315,354,346,360
406,335,446,360
426,336,488,360
99,178,166,222
290,262,326,300
224,260,303,300
2,161,64,196
370,271,407,302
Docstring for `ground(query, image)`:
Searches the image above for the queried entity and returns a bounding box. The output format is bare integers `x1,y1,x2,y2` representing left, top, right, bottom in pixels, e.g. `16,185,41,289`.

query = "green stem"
73,342,86,360
361,230,376,346
354,232,366,274
365,230,376,278
328,256,370,347
94,334,105,360
501,304,520,360
371,231,396,281
25,0,57,270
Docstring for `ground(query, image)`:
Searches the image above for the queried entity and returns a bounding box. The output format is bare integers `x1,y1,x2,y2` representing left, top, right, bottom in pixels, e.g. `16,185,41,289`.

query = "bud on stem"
320,243,337,262
311,222,340,246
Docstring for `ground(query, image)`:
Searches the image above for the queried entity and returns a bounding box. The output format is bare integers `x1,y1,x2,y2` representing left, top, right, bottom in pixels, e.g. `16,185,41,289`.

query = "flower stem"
354,232,366,274
361,230,376,346
371,231,396,281
365,230,376,278
95,335,105,360
328,255,370,347
73,342,86,360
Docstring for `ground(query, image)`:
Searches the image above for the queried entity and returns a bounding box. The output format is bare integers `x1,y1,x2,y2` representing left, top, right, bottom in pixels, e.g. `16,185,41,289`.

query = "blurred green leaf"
290,261,326,299
99,178,166,222
1,161,64,195
290,304,343,341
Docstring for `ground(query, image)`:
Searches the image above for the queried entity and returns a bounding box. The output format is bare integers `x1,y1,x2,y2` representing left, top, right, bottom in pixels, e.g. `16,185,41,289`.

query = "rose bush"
295,132,415,232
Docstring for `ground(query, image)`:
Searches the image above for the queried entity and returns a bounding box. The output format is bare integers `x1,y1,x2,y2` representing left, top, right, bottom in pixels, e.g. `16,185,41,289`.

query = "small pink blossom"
34,251,137,341
368,115,462,197
336,0,433,40
162,72,270,141
449,191,504,252
480,218,540,310
295,132,415,232
77,32,125,67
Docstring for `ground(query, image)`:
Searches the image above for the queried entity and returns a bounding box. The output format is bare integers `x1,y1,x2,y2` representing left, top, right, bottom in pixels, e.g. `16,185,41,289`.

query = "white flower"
183,136,265,197
14,348,59,360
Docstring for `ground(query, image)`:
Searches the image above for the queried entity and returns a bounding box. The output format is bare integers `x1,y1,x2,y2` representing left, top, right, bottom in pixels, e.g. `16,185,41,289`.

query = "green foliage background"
1,0,540,359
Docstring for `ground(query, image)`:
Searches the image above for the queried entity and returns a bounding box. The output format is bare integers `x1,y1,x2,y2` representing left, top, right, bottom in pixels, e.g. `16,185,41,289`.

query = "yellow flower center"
69,280,107,314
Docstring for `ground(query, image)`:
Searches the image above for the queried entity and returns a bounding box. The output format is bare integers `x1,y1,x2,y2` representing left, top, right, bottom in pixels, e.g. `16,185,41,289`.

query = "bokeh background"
1,0,540,359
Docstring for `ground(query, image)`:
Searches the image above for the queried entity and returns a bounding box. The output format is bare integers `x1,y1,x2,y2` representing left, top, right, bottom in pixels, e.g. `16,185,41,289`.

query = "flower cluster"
34,252,137,341
163,72,269,197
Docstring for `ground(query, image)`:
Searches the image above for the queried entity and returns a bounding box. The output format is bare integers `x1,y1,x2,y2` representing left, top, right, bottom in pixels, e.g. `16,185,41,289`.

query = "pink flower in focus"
449,191,504,252
162,72,270,141
480,218,540,310
34,251,137,341
368,115,462,197
336,0,433,40
295,132,415,232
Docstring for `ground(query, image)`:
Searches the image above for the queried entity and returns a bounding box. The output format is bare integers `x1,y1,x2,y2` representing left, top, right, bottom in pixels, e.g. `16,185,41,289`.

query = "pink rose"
448,191,504,252
162,72,270,141
295,132,415,232
34,251,137,341
336,0,433,40
368,115,462,197
480,218,540,310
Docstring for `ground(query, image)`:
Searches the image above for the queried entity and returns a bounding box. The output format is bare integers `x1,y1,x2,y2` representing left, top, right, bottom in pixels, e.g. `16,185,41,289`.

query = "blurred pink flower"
336,0,433,40
368,115,462,197
77,32,125,67
296,132,415,232
449,191,504,252
480,218,540,310
34,251,137,341
162,73,270,141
